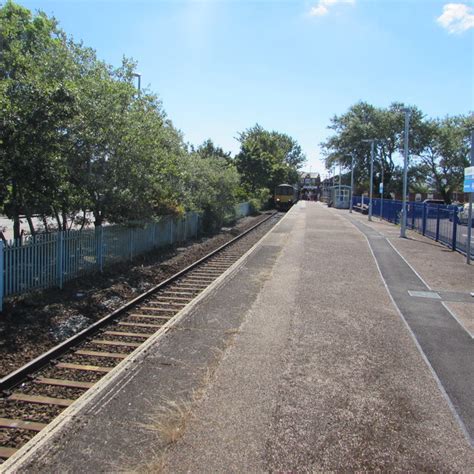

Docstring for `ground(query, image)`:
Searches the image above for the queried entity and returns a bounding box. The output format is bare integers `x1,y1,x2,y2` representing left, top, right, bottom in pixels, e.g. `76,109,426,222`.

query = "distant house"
299,172,322,200
299,172,321,188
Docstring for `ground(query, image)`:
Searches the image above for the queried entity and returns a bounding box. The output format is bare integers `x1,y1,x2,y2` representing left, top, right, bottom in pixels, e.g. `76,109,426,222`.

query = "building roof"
299,171,320,179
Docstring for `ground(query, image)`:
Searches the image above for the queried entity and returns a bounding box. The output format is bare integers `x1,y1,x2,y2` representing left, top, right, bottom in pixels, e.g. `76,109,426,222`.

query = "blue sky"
17,0,474,175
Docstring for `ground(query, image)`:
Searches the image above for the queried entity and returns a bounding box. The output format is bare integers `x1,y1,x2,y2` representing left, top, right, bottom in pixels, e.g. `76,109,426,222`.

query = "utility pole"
380,158,384,220
400,109,411,238
349,153,354,213
362,139,376,221
466,131,473,264
338,160,342,207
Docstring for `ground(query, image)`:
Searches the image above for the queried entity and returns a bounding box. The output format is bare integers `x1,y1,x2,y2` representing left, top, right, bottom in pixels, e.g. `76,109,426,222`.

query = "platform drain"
408,290,441,299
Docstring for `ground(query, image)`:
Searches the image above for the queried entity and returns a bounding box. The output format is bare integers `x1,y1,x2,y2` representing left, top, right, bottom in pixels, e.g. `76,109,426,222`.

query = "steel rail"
0,212,277,393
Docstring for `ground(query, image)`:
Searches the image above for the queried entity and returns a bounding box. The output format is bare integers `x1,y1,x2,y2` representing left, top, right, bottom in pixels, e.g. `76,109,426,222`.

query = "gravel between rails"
0,428,36,449
0,399,62,424
59,354,121,368
14,383,86,400
36,367,103,384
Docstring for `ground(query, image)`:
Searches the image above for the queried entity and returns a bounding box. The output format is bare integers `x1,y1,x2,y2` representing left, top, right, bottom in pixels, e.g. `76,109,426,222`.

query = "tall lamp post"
338,160,342,207
466,131,474,264
348,153,355,213
380,160,385,220
362,139,376,221
400,108,411,238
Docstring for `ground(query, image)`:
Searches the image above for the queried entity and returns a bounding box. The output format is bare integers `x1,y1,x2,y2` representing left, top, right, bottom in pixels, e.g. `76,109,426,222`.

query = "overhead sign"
464,166,474,193
379,183,384,194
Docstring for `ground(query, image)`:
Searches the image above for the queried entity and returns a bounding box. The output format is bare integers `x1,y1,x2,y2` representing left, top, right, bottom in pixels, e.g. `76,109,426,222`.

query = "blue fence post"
129,228,133,261
411,204,415,229
452,212,457,251
57,232,64,289
435,206,440,242
422,204,427,236
0,241,4,312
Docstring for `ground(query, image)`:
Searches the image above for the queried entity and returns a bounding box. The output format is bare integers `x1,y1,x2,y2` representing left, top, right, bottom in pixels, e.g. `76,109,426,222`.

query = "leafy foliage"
321,101,473,202
414,115,474,203
234,124,305,196
0,2,248,240
183,145,240,233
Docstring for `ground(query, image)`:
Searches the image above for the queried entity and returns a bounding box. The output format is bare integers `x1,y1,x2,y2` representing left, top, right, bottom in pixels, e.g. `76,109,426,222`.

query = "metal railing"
235,202,251,218
0,213,198,309
352,196,473,258
0,204,252,310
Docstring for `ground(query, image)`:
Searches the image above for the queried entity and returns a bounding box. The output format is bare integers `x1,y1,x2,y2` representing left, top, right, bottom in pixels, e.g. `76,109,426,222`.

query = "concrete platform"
2,202,473,472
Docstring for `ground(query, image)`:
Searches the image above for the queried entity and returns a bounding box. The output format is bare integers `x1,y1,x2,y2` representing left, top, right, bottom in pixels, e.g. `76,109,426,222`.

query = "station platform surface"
4,201,473,472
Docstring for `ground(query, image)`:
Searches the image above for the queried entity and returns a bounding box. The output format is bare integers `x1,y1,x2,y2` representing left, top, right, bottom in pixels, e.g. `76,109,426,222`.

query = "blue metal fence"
235,202,251,218
0,204,252,310
352,196,473,258
0,213,198,304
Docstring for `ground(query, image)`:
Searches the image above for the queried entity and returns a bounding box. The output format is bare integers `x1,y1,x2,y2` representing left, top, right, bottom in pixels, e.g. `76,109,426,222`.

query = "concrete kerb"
1,210,291,473
385,238,434,290
335,208,473,446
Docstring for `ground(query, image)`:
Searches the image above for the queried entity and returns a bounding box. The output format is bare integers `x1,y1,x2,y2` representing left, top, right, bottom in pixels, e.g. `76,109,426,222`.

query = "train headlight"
276,198,280,201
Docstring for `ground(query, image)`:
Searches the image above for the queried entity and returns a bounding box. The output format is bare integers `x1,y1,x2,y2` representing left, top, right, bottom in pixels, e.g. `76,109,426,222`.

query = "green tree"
320,101,425,197
183,153,240,233
413,115,474,203
0,1,76,238
235,124,305,195
192,139,232,163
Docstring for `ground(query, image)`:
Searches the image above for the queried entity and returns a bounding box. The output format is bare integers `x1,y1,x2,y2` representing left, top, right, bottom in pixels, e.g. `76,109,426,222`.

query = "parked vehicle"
423,199,445,205
458,203,474,226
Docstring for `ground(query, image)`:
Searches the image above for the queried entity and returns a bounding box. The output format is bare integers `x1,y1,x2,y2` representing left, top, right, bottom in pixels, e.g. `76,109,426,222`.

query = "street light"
362,139,376,221
380,161,385,220
400,108,411,238
376,141,387,221
466,130,474,264
347,153,355,213
338,160,342,207
132,72,141,92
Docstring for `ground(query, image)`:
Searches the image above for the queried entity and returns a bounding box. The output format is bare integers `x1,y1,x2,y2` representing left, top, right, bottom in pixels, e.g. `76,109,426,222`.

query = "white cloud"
310,0,355,17
437,3,474,34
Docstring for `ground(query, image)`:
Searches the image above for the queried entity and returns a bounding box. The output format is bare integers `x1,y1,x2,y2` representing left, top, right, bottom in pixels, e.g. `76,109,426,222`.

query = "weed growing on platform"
139,399,192,445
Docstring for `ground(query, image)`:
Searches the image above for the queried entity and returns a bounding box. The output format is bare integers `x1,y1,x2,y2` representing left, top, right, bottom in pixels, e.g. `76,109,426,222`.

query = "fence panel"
352,196,473,258
235,202,250,219
0,206,248,307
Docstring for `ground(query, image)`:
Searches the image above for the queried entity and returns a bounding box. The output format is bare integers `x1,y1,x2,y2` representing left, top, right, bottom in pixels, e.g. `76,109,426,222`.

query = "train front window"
276,186,292,195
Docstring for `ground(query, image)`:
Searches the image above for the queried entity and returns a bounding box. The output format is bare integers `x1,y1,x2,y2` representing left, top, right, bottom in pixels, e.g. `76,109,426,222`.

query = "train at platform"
274,184,298,211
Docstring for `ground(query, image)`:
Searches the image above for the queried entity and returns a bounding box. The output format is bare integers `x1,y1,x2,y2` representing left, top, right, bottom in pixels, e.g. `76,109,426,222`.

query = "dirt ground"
0,214,268,378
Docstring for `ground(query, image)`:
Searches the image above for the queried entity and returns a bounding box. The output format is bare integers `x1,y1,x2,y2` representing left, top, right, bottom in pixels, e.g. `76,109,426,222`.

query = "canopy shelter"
328,185,351,209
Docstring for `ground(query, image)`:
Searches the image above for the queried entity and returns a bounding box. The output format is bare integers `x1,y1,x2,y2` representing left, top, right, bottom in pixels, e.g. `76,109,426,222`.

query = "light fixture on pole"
362,139,376,221
400,108,411,238
132,72,141,92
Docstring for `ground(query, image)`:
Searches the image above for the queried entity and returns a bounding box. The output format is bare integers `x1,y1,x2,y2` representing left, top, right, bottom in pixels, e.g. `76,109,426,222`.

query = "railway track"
0,212,281,463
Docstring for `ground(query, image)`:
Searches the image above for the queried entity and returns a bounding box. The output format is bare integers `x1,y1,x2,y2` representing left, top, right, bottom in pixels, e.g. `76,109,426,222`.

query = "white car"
458,203,473,226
